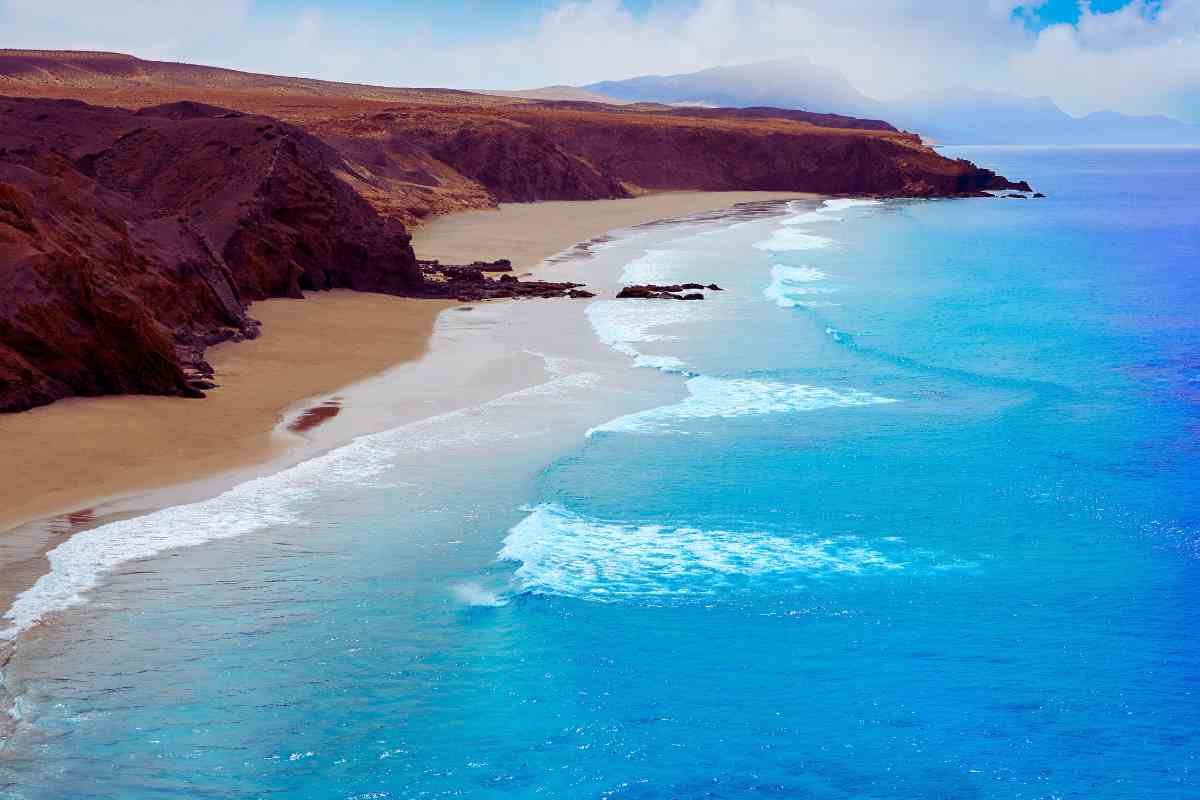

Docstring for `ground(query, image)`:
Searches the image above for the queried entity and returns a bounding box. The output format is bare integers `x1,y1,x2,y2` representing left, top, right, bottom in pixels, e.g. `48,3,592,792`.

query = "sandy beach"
411,192,809,269
0,294,450,534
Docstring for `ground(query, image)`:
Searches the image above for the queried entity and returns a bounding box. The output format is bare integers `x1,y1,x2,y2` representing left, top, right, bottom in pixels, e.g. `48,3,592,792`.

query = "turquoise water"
2,148,1199,799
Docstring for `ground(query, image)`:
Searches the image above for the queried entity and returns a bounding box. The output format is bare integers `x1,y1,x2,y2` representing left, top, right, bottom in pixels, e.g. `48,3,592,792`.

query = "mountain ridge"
585,59,1200,145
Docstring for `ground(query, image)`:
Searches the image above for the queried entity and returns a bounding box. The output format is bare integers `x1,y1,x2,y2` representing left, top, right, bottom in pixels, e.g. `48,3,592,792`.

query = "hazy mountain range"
583,58,1200,146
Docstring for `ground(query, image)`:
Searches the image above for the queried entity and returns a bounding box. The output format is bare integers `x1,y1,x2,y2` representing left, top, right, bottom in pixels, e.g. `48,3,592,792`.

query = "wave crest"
764,264,836,308
589,375,896,436
500,505,901,602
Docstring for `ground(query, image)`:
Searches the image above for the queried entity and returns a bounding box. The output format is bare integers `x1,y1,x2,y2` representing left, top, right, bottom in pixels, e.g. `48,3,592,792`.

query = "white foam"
753,228,836,253
1,361,602,640
764,264,836,308
822,198,883,213
769,197,882,239
781,210,835,226
632,354,689,373
588,375,896,436
585,299,713,375
618,247,695,284
451,582,509,607
499,505,900,602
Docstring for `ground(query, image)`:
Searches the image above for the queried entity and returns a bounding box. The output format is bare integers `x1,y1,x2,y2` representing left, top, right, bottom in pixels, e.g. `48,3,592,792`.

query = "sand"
0,293,450,536
412,192,811,269
0,191,806,610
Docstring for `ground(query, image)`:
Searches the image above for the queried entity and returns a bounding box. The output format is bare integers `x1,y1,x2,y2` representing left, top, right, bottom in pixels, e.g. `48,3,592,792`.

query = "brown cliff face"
0,51,1031,412
0,97,422,412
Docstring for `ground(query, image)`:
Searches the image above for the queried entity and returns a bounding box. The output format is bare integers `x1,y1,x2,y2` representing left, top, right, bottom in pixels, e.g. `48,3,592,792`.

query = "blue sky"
1023,0,1141,25
3,1,1196,122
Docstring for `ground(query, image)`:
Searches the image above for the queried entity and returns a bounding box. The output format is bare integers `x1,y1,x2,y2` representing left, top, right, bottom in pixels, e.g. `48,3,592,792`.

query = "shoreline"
0,191,807,632
411,192,811,270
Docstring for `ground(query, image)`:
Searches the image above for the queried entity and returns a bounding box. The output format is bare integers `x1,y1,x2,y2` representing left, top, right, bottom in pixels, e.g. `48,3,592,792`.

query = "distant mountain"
587,58,877,119
479,85,634,104
885,86,1200,145
586,61,1200,145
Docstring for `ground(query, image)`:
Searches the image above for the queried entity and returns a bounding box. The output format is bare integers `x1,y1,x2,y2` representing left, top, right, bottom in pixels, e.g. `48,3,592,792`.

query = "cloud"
1006,0,1200,119
1,0,1196,122
1,0,252,60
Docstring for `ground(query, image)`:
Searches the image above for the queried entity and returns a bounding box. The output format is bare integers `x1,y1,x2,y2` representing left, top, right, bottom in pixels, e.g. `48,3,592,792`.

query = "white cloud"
1006,0,1200,118
1,0,252,60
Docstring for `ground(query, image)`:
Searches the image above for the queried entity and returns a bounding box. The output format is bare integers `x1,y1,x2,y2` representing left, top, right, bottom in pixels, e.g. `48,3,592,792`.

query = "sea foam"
585,297,713,374
763,197,883,244
618,247,697,285
763,264,835,308
753,229,836,253
499,504,900,602
588,375,896,436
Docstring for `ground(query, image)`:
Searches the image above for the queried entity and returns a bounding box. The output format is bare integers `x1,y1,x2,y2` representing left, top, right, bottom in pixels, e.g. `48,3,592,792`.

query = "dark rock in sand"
420,259,589,301
617,283,713,300
471,259,513,272
568,289,596,299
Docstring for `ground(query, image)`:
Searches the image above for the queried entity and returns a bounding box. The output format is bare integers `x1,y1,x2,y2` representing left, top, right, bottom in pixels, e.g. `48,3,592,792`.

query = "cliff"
0,97,421,411
0,51,1030,412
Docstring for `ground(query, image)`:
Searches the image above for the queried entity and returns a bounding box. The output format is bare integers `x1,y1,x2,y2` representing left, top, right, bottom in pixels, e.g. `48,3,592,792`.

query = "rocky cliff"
0,97,422,411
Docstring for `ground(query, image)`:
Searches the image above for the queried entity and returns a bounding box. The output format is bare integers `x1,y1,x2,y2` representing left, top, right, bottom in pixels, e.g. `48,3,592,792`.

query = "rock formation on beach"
0,50,1032,413
617,283,723,300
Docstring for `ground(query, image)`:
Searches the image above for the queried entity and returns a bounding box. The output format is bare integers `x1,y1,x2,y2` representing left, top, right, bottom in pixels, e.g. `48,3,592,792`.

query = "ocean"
2,147,1198,799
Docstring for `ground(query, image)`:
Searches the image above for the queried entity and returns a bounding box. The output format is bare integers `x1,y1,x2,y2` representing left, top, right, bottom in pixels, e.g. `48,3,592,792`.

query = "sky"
3,0,1198,123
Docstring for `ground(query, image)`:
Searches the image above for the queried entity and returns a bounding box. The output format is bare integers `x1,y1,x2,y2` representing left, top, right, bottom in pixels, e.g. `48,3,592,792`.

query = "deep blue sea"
2,147,1199,799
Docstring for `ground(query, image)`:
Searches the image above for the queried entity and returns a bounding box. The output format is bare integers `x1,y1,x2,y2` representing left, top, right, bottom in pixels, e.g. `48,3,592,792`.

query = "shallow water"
2,148,1198,799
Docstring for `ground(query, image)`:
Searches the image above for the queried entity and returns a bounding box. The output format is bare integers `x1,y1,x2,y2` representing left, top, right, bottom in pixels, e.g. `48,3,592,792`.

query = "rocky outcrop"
617,283,720,300
0,97,422,412
418,261,591,301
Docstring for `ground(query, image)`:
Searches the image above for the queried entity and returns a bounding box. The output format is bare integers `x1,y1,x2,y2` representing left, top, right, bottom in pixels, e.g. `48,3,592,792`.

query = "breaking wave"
585,297,713,375
588,375,896,436
764,264,837,308
753,228,836,253
759,197,882,250
499,505,902,602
